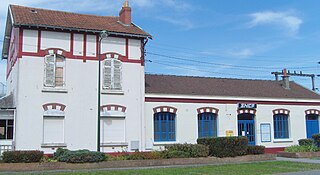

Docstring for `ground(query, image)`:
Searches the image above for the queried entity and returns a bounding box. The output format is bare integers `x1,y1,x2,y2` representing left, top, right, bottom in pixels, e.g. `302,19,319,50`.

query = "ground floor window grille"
154,112,176,142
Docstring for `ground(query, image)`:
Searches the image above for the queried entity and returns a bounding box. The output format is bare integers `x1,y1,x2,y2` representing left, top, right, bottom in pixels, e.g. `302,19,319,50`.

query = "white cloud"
157,16,195,30
229,48,254,58
248,11,303,36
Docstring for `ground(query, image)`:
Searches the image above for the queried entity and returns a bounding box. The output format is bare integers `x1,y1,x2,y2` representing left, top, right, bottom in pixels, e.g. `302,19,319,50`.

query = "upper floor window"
44,54,66,87
103,58,122,91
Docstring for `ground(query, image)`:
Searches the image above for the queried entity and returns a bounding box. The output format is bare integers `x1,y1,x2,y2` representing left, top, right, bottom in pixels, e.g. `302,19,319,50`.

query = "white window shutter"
113,59,122,90
44,55,55,87
101,118,125,143
43,118,64,144
103,59,112,89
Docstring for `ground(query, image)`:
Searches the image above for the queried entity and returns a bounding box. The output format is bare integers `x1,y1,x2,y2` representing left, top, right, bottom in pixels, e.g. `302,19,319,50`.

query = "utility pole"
272,69,317,91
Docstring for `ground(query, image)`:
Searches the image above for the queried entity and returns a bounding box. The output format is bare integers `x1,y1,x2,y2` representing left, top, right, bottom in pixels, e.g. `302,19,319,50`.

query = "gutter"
14,24,153,39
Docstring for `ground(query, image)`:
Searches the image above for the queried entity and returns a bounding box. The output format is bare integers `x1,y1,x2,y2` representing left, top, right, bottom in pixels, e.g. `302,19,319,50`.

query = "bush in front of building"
165,143,209,157
247,145,265,155
284,145,318,153
2,150,44,163
312,134,320,147
197,136,248,158
298,139,314,146
55,149,106,163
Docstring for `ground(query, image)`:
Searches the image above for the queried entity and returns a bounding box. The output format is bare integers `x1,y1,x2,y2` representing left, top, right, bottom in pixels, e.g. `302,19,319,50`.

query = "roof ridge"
145,73,276,82
9,4,118,19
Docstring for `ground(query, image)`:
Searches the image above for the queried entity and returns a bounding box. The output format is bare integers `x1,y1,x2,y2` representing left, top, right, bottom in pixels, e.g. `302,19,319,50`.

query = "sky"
0,0,320,91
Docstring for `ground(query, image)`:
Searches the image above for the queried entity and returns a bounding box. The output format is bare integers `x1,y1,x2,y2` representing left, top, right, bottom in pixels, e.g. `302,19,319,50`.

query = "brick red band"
153,106,177,114
42,103,66,111
305,109,320,115
197,107,219,114
101,104,126,113
273,108,290,115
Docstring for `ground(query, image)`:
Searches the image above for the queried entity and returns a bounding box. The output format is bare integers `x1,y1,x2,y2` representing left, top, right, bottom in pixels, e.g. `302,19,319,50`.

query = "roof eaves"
15,23,152,39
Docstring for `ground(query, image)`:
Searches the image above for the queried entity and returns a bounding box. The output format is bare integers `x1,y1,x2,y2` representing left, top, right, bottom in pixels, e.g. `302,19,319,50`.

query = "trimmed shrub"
197,137,248,158
247,145,265,155
298,139,314,146
312,134,320,147
165,144,209,157
53,148,69,160
2,150,43,163
55,149,105,163
285,145,318,153
164,150,190,159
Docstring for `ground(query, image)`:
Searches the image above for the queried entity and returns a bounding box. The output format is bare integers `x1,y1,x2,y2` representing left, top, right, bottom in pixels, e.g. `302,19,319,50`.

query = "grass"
16,161,320,175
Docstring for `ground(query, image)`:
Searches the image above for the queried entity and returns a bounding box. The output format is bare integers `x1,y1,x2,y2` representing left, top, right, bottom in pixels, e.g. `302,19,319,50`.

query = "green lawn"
19,161,320,175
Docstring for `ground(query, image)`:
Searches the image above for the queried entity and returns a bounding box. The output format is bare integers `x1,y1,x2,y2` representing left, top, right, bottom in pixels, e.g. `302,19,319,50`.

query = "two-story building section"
1,1,320,155
0,1,151,154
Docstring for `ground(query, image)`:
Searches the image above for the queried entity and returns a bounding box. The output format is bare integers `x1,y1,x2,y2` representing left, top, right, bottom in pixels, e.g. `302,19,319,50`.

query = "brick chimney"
282,68,290,90
119,0,132,25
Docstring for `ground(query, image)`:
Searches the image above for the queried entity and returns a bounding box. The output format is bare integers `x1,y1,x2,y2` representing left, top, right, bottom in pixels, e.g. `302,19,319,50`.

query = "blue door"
306,115,319,138
238,120,255,145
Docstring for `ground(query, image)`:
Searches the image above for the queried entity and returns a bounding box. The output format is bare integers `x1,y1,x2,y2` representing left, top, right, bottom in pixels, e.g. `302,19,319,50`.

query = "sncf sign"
238,103,257,109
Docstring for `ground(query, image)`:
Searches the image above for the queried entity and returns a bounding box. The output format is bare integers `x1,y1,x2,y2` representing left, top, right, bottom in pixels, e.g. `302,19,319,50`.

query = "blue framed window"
273,114,289,139
154,112,176,142
198,113,217,138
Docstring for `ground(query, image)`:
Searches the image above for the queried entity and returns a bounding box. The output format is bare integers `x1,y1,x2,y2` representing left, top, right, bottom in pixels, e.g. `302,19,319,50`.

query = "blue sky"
1,0,320,91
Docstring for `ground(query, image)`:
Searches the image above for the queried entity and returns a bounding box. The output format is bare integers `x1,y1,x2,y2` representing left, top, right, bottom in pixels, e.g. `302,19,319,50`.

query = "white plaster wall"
41,31,70,51
145,98,320,150
101,37,125,55
73,34,84,56
86,35,96,57
14,55,144,153
22,29,38,52
128,39,141,60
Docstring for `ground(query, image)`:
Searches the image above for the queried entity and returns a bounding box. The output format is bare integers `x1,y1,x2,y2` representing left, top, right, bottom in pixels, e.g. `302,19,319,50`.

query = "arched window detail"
238,109,256,115
197,107,219,114
153,106,177,114
103,53,122,90
198,112,217,138
44,50,66,87
273,109,290,139
305,109,320,115
42,103,66,145
100,104,126,117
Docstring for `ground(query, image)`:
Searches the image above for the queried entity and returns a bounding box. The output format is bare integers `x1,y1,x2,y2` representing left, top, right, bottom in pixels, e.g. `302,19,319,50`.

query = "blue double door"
306,114,319,138
238,114,255,145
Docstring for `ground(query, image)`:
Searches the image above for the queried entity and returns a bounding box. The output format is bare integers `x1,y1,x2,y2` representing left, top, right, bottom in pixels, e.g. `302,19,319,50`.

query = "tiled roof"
145,74,320,100
9,5,151,38
0,94,14,109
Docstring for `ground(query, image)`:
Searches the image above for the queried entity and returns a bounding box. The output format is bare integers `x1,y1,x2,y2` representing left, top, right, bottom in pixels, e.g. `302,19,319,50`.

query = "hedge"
247,145,265,155
197,136,248,158
165,144,209,157
285,145,318,152
2,150,43,163
298,139,314,146
54,149,106,163
312,134,320,147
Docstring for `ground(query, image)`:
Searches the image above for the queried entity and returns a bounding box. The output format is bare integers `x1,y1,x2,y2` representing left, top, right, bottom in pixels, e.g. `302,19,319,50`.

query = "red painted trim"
305,109,320,115
100,104,127,112
140,39,145,66
145,97,320,106
42,103,66,111
237,109,256,115
37,30,41,53
265,147,285,154
96,35,99,61
125,38,129,59
83,34,87,62
18,28,23,58
70,33,74,60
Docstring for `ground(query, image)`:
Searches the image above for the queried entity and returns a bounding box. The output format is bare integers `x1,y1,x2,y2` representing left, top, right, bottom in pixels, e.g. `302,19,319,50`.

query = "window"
273,114,289,139
103,58,122,90
0,120,13,140
43,117,64,144
154,112,176,142
101,118,125,143
44,54,66,87
198,113,217,138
